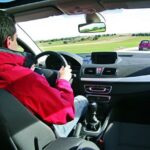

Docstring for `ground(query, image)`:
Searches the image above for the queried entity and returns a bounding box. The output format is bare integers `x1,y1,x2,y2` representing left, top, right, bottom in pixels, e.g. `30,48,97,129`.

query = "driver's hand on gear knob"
58,65,72,81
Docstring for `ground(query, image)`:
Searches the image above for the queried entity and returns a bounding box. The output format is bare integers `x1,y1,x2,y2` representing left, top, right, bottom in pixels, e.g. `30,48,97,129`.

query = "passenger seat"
103,121,150,150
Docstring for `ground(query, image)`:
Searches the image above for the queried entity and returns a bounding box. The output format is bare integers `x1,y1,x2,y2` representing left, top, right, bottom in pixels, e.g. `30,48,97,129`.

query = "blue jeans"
53,95,88,137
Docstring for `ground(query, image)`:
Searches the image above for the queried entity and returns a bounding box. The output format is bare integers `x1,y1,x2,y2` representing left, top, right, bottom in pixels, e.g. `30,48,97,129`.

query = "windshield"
18,8,150,54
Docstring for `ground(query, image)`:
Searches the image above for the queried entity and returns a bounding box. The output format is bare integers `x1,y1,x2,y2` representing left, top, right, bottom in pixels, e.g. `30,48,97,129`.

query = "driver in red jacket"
0,10,88,137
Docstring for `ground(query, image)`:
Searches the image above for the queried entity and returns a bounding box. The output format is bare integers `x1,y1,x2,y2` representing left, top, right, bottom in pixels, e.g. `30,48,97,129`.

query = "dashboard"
43,50,150,83
80,51,150,78
76,51,150,105
39,50,150,121
42,50,150,87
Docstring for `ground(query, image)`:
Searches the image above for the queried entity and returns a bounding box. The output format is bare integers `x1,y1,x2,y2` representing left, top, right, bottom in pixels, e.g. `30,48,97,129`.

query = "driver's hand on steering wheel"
58,65,72,82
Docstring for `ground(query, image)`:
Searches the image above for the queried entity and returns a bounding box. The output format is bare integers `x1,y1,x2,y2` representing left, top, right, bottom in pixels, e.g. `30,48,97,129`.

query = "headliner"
2,0,150,22
0,0,46,8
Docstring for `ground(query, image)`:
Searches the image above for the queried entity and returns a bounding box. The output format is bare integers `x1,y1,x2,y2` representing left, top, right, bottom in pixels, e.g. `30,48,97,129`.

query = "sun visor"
57,0,104,15
6,1,62,23
14,7,62,22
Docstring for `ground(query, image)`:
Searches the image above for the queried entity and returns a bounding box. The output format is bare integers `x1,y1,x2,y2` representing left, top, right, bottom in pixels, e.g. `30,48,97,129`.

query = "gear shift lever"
86,102,100,131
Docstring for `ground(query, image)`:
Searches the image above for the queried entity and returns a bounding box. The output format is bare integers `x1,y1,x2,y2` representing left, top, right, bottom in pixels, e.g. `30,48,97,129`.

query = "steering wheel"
36,51,68,66
35,51,69,86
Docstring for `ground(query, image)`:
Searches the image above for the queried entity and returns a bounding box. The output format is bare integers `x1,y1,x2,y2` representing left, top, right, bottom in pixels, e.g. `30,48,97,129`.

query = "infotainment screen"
91,52,117,64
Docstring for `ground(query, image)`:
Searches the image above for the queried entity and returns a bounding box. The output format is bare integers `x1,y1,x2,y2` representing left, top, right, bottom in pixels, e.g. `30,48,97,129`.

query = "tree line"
38,33,150,45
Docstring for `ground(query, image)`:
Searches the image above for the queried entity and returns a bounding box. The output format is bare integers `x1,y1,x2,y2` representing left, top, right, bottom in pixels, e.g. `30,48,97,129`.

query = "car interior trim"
81,74,150,82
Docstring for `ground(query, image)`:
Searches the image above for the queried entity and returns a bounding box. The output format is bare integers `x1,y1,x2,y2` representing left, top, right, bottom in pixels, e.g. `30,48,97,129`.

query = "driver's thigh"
74,95,88,120
53,96,88,137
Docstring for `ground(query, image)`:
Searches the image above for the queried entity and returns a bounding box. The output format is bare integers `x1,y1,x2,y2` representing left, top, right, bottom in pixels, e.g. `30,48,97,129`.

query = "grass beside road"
36,35,150,54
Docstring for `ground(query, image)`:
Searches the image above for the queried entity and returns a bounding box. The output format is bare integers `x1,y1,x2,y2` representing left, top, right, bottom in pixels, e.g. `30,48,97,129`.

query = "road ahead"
117,47,138,51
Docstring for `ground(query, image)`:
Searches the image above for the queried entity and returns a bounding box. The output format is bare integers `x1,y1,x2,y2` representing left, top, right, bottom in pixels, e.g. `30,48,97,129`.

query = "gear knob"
86,102,100,131
89,102,97,113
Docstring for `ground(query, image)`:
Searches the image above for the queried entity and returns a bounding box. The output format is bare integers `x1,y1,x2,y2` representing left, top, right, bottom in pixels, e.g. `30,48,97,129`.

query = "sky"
18,8,150,41
0,0,14,2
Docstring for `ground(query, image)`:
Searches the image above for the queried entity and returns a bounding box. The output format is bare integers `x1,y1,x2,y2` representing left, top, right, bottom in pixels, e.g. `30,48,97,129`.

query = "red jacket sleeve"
6,71,75,124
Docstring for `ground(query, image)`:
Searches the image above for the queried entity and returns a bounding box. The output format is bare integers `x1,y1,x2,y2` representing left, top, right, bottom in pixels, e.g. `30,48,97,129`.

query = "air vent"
102,68,116,75
84,68,96,75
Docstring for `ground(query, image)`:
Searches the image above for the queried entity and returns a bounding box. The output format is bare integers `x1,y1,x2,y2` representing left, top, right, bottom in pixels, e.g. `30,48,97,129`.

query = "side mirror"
78,13,106,33
78,22,106,33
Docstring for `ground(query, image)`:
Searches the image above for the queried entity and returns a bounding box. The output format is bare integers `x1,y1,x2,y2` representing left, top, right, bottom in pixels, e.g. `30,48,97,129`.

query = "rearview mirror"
78,22,106,33
78,13,106,33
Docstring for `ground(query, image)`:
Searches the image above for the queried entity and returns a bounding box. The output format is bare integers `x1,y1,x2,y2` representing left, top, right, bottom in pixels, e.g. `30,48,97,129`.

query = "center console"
79,52,117,137
84,84,112,103
80,52,117,104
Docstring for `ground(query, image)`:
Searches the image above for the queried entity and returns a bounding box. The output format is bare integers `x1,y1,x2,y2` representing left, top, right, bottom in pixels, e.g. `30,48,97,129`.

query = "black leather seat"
101,97,150,150
103,122,150,150
0,89,99,150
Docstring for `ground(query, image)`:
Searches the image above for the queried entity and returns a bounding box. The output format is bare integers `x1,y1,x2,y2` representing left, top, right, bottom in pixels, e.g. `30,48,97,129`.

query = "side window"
142,40,149,44
18,44,24,52
17,39,25,52
17,39,35,55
